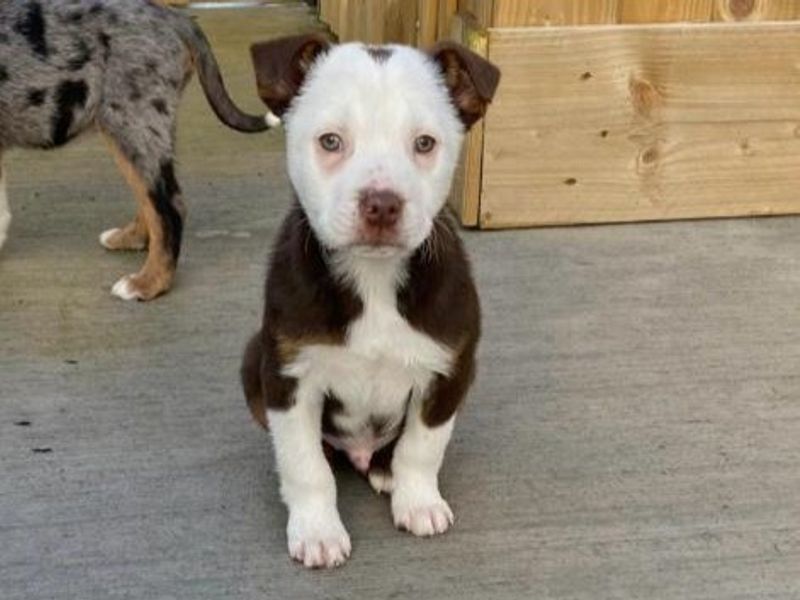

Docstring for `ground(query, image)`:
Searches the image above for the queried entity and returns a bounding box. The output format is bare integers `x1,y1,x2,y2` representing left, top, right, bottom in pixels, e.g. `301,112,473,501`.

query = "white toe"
368,470,394,495
287,508,351,569
99,228,121,249
265,111,282,127
111,275,140,301
392,492,454,537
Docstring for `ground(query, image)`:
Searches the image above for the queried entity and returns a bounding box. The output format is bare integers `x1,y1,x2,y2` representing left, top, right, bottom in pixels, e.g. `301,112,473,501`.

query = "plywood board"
620,0,714,23
480,22,800,228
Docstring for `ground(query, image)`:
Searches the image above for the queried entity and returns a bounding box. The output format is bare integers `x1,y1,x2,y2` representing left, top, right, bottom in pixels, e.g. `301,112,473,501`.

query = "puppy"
0,0,274,300
241,35,499,568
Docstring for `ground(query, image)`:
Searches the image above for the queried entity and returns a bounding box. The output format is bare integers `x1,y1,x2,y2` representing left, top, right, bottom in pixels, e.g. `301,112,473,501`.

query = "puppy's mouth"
349,231,407,257
352,228,405,249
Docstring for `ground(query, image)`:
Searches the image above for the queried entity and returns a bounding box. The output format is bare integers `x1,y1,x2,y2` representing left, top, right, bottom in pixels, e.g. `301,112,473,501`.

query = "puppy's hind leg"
0,149,10,250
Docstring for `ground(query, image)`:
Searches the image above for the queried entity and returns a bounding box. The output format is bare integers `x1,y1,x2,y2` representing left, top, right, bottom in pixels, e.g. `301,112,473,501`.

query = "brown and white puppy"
241,35,499,568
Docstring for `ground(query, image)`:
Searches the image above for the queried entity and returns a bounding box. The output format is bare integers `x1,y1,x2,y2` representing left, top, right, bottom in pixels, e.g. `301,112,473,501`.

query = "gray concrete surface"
2,4,800,599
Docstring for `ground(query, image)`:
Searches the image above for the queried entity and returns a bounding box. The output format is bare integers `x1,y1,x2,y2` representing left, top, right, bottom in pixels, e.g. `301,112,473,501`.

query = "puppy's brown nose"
359,190,403,228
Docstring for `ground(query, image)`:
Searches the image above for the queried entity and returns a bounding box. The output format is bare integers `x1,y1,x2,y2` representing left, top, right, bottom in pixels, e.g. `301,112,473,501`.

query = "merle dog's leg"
98,114,186,301
0,148,9,250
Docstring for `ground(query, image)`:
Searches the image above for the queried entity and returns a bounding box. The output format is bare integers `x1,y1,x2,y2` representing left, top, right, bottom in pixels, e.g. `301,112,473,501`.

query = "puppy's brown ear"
250,34,331,117
430,42,501,129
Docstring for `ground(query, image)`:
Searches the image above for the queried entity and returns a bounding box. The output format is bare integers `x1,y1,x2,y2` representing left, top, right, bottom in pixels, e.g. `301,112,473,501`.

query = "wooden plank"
418,0,440,46
447,13,489,226
480,22,800,228
620,0,714,23
336,0,350,39
437,0,460,42
319,0,339,33
458,0,495,28
385,0,419,45
714,0,800,21
492,0,619,27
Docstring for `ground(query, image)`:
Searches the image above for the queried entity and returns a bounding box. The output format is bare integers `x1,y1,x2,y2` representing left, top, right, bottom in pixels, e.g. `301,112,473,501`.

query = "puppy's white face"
283,45,464,254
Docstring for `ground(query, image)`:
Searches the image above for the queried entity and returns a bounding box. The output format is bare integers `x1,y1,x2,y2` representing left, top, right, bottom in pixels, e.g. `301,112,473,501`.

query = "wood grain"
458,0,495,28
437,0,460,41
492,0,619,26
620,0,714,22
417,0,440,46
481,22,800,228
714,0,800,21
448,13,488,226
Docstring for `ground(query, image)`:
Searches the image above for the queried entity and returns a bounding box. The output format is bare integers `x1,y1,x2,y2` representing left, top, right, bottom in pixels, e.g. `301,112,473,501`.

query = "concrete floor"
2,4,800,599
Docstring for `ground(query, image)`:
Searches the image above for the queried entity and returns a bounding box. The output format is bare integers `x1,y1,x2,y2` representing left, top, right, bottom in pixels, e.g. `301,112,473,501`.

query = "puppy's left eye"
414,135,436,154
319,133,343,153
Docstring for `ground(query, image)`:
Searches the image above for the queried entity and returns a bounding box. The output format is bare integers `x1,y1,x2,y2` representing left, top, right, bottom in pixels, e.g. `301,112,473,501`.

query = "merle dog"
0,0,274,300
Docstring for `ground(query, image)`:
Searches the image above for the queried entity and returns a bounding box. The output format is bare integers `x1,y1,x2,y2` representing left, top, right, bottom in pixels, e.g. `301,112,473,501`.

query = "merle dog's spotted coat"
0,0,271,300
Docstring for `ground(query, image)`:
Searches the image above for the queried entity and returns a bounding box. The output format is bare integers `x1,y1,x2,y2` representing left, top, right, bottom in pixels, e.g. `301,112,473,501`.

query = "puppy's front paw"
392,489,454,537
287,507,351,569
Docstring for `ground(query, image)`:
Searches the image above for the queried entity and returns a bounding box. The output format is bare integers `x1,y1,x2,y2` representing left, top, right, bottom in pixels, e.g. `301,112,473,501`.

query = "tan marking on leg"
242,334,269,429
102,135,175,301
275,332,346,364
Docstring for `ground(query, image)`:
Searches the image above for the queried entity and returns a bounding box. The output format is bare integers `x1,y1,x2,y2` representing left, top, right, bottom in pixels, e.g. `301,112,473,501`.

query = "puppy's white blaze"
0,165,9,250
284,43,464,253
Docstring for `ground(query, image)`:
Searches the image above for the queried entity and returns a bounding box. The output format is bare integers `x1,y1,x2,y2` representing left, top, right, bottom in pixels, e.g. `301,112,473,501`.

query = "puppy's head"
252,35,500,254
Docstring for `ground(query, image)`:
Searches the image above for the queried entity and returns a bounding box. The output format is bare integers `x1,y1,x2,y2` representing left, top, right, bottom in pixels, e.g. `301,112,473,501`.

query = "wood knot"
641,147,659,165
629,77,661,117
723,0,757,20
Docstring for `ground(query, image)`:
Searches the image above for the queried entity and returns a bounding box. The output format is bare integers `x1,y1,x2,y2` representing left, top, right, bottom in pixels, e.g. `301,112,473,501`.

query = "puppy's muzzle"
357,189,404,246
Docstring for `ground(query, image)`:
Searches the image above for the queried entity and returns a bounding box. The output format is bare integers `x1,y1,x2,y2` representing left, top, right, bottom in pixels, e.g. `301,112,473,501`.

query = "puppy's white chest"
285,305,452,411
284,252,454,452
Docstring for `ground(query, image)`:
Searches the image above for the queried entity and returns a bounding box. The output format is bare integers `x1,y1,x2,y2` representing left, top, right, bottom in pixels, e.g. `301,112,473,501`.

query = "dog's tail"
171,13,279,133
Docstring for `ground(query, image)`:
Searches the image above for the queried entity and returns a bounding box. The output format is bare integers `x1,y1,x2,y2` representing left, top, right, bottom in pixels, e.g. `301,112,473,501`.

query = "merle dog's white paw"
99,228,121,249
111,275,142,301
392,489,454,537
0,210,10,250
287,507,351,569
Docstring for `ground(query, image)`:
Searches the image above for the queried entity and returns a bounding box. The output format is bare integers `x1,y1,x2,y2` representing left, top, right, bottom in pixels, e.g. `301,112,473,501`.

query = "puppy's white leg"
0,155,10,250
391,406,456,537
268,387,351,569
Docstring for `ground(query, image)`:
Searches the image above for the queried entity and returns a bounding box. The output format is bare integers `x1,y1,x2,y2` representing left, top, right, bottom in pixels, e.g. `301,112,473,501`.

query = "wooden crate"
319,0,800,228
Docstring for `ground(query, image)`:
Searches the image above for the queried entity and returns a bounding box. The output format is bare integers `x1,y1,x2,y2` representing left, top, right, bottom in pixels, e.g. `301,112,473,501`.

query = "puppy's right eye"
319,133,343,153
